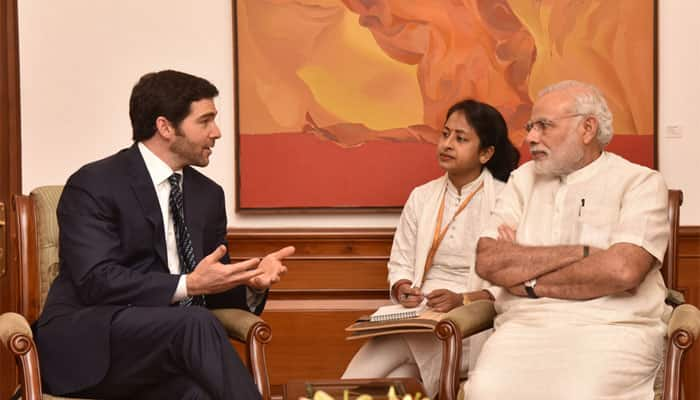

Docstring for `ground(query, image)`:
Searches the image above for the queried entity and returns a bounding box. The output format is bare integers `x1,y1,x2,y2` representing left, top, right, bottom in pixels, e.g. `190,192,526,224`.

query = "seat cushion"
30,186,63,311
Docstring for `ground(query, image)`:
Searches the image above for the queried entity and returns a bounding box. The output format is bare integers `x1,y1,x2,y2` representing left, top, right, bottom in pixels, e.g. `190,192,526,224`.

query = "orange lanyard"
421,180,484,282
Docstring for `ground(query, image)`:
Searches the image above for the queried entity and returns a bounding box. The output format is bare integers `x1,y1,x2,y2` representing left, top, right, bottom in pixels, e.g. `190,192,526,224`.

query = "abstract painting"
234,0,655,211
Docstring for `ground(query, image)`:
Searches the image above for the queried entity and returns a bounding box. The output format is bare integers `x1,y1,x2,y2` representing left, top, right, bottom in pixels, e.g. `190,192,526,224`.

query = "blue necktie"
168,173,205,306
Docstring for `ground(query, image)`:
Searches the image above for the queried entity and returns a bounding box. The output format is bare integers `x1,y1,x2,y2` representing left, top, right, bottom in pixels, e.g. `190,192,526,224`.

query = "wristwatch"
524,278,538,299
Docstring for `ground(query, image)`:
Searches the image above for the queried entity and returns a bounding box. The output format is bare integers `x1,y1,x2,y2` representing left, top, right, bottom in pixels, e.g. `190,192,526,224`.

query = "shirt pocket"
575,205,618,248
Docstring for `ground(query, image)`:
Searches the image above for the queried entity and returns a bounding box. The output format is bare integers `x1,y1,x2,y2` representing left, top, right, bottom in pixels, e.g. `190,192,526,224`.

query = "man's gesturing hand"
186,245,264,296
247,246,295,290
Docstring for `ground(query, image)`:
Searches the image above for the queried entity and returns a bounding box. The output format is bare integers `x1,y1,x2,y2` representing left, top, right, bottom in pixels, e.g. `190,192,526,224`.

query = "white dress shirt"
138,142,189,302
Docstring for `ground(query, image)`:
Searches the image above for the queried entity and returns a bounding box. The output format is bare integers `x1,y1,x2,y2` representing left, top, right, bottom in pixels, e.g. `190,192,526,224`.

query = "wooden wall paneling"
227,228,393,255
261,309,376,394
227,228,395,397
228,308,380,396
230,258,389,292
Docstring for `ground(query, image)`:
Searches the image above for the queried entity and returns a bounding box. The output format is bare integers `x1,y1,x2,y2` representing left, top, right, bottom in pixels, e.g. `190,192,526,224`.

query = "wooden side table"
283,378,427,400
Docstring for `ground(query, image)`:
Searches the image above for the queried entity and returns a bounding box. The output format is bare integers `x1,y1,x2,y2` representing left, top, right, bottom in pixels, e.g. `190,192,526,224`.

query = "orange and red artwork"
235,0,655,210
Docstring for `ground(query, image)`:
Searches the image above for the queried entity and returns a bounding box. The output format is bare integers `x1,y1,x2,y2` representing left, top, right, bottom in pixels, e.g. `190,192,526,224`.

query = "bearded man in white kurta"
467,81,671,400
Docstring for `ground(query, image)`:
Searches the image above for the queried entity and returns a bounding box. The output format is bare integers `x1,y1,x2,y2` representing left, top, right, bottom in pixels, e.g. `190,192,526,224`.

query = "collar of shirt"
445,168,486,198
137,142,183,188
559,151,607,185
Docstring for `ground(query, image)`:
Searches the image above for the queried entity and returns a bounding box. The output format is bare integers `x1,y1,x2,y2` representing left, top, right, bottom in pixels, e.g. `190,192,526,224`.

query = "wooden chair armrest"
434,300,496,400
442,300,496,338
209,308,272,400
210,308,266,342
0,312,33,344
0,313,43,400
663,304,700,400
668,304,700,339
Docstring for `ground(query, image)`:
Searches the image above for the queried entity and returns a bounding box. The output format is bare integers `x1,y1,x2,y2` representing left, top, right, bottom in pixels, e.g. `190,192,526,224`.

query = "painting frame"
233,0,658,213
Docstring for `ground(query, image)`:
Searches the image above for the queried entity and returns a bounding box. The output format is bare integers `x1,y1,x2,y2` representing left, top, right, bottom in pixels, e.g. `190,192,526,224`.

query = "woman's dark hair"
445,99,520,182
129,70,219,142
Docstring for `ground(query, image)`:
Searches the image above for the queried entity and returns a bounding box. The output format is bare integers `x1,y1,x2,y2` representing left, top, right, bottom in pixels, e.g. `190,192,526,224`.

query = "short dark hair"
445,99,520,182
129,70,219,141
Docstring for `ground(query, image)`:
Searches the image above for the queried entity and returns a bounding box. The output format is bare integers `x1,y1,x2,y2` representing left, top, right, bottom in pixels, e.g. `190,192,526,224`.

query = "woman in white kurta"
342,99,520,397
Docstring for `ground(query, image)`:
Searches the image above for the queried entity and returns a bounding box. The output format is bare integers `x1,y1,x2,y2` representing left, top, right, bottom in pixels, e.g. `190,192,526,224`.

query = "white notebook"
369,300,428,322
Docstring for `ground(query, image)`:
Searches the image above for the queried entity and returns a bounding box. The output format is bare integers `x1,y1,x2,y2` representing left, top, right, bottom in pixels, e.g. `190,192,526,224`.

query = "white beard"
532,136,584,176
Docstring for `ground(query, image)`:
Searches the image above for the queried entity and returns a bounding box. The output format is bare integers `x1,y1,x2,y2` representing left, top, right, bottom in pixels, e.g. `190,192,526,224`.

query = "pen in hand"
398,283,424,307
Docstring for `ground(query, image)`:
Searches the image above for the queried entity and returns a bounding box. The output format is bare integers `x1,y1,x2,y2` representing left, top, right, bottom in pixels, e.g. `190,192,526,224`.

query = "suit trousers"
64,306,260,400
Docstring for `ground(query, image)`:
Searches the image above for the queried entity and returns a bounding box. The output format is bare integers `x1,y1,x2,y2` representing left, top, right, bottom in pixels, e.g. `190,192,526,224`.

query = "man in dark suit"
34,70,293,399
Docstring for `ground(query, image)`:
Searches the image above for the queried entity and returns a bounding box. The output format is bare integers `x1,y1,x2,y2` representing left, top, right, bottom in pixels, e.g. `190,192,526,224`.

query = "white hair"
538,80,614,146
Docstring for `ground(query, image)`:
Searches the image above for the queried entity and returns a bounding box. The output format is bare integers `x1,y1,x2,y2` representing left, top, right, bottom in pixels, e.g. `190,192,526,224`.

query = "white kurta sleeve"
610,170,669,263
480,169,526,240
387,189,420,297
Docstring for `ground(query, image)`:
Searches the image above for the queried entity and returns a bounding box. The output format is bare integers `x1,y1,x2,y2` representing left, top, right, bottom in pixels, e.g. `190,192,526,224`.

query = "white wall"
18,0,699,226
658,0,700,225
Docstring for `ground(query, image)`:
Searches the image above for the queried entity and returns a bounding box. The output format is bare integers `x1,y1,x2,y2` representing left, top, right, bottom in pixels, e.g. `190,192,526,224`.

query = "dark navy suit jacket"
35,145,262,395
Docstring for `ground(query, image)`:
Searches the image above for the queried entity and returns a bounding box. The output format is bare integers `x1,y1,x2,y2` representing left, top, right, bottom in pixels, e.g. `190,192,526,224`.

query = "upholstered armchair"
434,189,700,400
0,186,273,400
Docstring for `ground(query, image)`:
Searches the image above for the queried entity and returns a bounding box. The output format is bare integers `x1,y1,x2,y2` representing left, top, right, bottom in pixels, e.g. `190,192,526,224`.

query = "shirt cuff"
246,287,266,312
171,274,189,303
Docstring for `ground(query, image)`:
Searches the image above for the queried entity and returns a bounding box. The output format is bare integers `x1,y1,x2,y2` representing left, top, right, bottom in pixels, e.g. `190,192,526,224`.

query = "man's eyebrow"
197,112,217,120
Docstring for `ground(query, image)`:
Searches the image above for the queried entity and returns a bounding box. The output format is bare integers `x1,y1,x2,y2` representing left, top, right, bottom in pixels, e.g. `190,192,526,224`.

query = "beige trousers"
342,332,459,398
